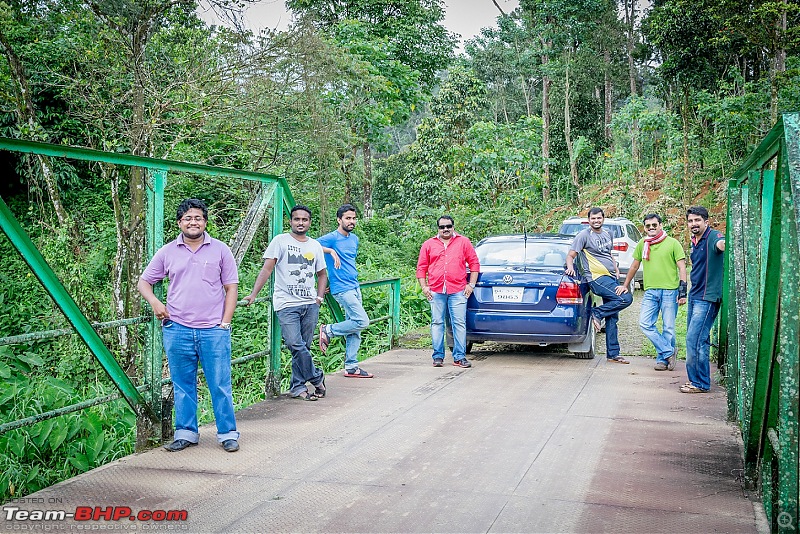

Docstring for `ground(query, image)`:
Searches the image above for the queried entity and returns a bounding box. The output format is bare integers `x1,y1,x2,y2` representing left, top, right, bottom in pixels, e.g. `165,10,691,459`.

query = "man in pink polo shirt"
138,198,240,453
417,215,480,368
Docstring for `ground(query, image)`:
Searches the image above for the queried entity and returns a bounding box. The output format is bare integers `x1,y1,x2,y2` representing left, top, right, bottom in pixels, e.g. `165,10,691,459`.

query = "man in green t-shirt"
622,214,687,371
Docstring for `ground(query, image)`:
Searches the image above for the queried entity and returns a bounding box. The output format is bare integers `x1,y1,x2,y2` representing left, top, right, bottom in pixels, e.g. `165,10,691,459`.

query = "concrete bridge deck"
3,348,760,533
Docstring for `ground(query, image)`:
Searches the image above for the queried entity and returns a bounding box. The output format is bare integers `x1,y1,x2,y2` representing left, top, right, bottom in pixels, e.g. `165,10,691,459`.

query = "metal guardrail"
723,112,799,533
0,282,400,437
0,137,401,451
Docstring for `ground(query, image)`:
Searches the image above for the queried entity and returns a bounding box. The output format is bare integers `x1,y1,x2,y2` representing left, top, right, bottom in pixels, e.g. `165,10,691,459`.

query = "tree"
0,2,71,227
286,0,456,91
286,0,456,211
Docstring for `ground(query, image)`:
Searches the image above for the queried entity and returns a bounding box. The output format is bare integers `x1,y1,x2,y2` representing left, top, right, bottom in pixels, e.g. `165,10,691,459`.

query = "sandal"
680,384,708,394
319,325,330,353
314,377,326,398
344,367,374,378
607,356,630,364
591,315,602,333
292,390,319,401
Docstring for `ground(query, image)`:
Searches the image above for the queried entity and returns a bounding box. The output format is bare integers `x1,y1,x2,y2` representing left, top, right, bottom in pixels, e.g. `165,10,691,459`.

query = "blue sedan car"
465,234,595,358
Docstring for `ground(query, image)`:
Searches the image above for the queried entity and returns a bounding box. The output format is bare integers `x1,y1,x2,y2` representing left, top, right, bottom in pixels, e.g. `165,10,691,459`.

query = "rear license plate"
492,287,524,302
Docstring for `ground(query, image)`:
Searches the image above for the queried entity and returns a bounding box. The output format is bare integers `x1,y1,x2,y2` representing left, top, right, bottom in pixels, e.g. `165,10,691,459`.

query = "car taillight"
613,242,628,252
556,281,583,304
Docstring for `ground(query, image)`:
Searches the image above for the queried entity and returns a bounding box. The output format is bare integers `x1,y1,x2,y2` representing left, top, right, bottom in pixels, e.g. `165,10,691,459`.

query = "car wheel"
571,321,596,359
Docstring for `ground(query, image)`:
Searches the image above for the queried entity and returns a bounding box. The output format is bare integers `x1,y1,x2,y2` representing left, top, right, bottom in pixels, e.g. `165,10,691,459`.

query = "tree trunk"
771,3,787,123
541,44,551,202
0,28,69,227
682,85,690,188
362,143,373,218
563,50,578,190
625,0,639,171
604,48,613,145
108,164,129,356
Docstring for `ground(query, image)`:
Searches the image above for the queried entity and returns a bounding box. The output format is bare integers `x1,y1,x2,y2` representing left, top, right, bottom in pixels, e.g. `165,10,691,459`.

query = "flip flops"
680,384,709,393
607,356,630,364
314,377,327,398
292,390,320,401
319,325,330,353
344,367,374,378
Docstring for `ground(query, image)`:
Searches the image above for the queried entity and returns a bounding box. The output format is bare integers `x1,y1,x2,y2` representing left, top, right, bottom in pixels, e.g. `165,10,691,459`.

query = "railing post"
777,113,799,532
390,279,401,347
724,179,743,422
140,169,167,450
265,185,283,397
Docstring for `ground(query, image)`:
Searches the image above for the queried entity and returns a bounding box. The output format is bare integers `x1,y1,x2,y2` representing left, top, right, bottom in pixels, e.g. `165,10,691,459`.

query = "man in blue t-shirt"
317,204,373,378
682,206,725,394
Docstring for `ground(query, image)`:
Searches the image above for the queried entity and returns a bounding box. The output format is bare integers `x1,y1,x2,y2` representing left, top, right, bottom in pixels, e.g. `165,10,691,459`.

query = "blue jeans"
430,291,467,362
685,298,720,391
639,289,679,364
161,321,239,443
589,275,633,359
329,288,370,371
276,304,324,396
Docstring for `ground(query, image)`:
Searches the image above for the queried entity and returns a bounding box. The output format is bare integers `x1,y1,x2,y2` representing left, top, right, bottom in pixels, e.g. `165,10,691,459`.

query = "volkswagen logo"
502,274,513,284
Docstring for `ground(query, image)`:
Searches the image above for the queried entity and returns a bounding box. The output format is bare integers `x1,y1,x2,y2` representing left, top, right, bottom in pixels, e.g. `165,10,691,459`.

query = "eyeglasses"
438,224,453,229
644,223,660,229
180,216,205,223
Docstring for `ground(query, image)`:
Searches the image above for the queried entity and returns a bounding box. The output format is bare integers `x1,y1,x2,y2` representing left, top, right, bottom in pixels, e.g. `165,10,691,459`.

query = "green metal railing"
722,112,799,532
0,137,402,449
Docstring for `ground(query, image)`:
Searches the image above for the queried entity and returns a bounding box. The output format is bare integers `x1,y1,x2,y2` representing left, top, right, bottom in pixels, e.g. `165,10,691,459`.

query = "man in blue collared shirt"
681,206,725,393
318,205,373,378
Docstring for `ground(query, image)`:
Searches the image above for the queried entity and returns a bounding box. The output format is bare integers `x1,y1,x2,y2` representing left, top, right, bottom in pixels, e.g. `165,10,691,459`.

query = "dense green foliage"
1,0,798,501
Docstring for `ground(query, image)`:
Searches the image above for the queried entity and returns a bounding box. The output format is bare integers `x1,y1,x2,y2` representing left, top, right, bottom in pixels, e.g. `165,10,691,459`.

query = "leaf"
84,412,103,437
48,424,68,451
0,361,10,379
86,432,104,463
32,419,56,449
9,435,25,457
25,466,40,483
68,452,90,472
17,352,44,367
0,385,16,406
45,377,75,396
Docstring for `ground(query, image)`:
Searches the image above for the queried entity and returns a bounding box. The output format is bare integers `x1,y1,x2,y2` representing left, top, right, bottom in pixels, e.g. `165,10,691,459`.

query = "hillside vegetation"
1,0,797,500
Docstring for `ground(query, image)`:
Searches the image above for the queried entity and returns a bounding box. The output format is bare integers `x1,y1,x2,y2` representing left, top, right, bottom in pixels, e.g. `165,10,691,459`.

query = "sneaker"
453,359,472,368
432,358,444,367
654,362,667,371
667,349,677,371
344,367,374,378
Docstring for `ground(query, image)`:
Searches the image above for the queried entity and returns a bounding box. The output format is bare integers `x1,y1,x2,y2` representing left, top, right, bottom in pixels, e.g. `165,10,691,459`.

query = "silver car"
558,216,644,288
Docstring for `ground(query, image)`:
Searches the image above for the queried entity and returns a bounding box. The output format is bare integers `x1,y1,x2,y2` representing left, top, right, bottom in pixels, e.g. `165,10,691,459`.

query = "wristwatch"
219,322,232,330
315,296,324,304
469,283,476,288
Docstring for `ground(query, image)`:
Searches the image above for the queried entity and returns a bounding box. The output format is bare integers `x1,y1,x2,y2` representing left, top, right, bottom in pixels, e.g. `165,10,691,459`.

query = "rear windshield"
558,223,585,236
559,222,623,239
477,241,571,267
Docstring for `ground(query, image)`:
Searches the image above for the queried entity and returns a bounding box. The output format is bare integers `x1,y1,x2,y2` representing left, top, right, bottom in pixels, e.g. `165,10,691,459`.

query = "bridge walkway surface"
3,348,761,533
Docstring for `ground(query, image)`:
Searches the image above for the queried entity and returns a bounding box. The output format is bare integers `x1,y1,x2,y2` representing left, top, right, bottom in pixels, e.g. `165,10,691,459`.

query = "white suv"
558,216,644,287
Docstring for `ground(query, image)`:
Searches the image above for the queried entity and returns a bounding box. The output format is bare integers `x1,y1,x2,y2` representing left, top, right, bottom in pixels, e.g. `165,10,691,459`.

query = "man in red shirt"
416,216,480,368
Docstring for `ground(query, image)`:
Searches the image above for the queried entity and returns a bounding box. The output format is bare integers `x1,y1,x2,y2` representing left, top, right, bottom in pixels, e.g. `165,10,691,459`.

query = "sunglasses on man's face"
438,224,453,229
644,223,660,229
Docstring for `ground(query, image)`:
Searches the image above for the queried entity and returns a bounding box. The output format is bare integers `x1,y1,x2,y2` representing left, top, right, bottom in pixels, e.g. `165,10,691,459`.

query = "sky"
198,0,521,51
